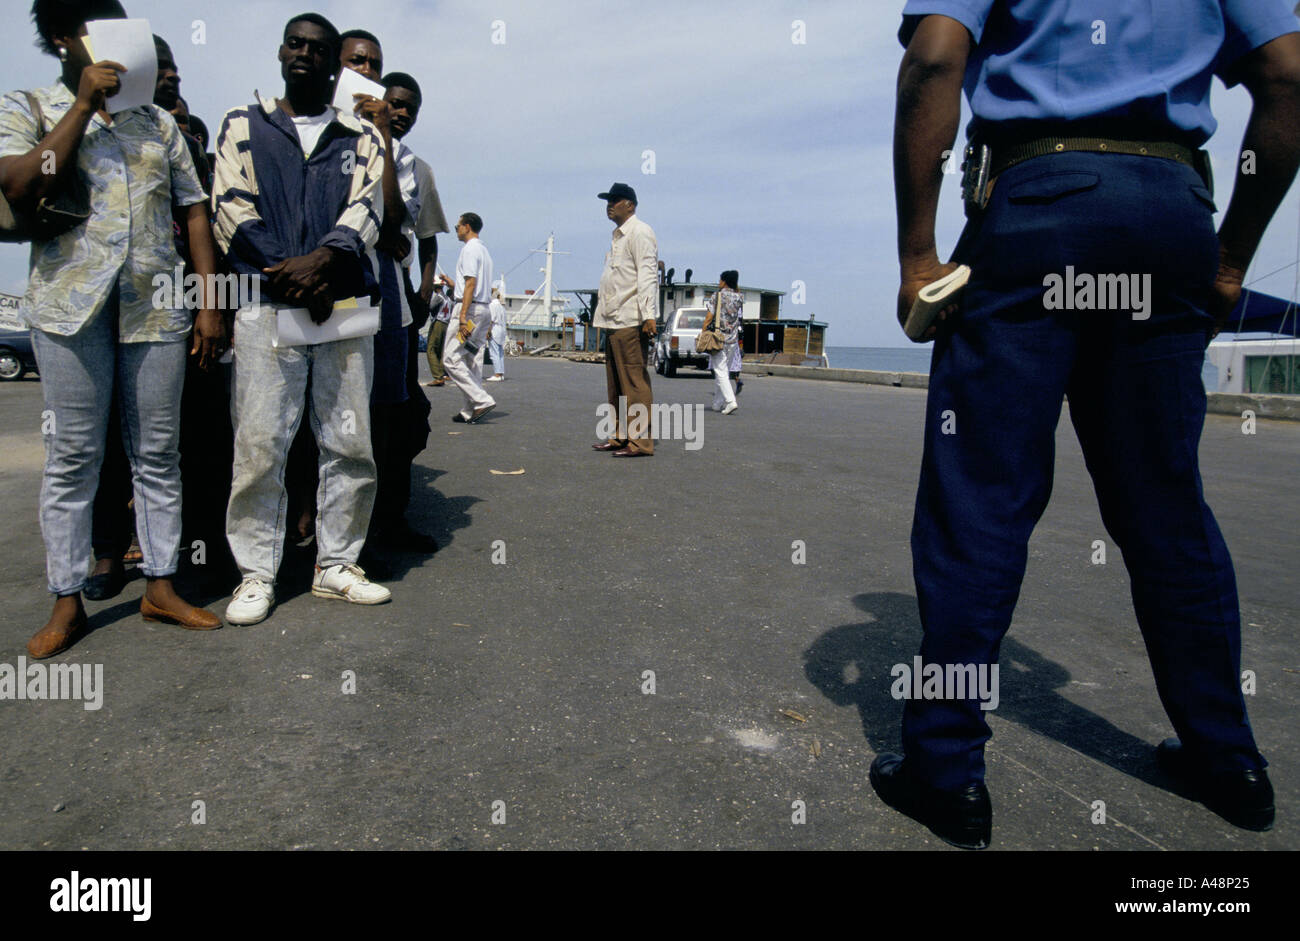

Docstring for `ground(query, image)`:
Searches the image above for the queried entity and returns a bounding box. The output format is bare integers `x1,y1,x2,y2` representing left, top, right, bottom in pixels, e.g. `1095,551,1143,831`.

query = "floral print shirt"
707,287,743,344
0,80,207,342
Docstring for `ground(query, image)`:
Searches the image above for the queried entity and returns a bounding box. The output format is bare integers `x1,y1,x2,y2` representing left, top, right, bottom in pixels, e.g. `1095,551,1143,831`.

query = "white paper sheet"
274,298,381,348
331,68,388,116
83,19,158,115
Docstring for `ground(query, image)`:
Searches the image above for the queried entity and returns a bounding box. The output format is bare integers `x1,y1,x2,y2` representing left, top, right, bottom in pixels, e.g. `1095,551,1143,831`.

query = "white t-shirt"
455,238,494,305
290,110,332,158
432,292,451,323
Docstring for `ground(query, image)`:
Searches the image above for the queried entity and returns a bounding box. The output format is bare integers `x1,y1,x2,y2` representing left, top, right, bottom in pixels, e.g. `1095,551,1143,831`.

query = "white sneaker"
226,576,275,625
486,375,504,382
312,563,392,605
722,402,739,415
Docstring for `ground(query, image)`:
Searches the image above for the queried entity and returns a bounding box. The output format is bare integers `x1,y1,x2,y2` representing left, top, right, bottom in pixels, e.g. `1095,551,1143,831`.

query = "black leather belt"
963,134,1214,214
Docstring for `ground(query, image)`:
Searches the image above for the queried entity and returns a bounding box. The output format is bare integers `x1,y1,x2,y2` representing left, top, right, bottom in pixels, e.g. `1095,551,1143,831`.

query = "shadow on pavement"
804,591,1170,789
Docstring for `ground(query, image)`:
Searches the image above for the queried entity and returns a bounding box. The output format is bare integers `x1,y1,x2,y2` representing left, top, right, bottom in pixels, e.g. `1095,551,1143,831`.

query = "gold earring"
57,46,68,61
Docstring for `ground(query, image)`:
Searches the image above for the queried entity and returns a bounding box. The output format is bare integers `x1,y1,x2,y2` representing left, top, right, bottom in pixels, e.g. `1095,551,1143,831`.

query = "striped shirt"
211,90,385,305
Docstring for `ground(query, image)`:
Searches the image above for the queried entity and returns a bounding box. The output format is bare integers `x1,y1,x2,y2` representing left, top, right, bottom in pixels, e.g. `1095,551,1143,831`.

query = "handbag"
0,92,92,243
697,295,725,354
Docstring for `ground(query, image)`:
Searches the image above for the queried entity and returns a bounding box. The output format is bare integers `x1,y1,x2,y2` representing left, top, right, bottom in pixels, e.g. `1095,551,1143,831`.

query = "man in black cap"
591,183,658,457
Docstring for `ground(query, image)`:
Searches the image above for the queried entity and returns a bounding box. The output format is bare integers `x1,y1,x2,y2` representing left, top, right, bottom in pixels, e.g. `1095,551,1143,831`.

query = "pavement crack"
993,749,1167,850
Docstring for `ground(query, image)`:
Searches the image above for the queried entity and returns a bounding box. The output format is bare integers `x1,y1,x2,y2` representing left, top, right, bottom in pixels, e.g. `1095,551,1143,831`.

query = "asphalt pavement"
0,355,1295,850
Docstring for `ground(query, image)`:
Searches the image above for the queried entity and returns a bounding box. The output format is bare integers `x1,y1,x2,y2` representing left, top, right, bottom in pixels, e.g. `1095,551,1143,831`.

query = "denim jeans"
31,289,187,594
902,151,1263,788
226,304,377,582
488,337,505,376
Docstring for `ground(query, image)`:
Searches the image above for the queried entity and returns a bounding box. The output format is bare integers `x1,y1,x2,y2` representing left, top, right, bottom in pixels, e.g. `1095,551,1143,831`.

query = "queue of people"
0,1,481,651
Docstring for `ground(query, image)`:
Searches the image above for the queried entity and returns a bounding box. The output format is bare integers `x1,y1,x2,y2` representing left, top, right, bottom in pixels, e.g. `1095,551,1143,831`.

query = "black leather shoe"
83,566,127,601
1156,739,1274,831
869,753,991,849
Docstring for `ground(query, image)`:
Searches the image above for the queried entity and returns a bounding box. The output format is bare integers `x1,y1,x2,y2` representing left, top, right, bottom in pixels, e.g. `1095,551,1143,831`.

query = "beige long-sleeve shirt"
593,213,658,329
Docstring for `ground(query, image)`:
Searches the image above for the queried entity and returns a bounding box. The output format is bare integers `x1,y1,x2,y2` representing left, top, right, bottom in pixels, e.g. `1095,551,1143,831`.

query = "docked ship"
1207,289,1299,395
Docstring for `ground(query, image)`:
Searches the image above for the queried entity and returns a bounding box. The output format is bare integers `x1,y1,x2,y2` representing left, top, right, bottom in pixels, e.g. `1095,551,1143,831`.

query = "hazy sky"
1,0,1297,346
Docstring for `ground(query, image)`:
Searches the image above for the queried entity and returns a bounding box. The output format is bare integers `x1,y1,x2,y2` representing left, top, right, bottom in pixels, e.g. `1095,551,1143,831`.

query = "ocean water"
825,346,932,373
826,345,1220,389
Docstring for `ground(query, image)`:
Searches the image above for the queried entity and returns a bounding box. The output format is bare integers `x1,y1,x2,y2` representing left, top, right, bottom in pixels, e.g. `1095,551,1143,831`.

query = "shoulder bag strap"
23,92,46,138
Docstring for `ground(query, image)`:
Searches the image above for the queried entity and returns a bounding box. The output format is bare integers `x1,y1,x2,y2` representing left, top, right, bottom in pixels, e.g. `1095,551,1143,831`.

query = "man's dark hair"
31,0,126,57
153,33,172,55
187,114,209,149
721,270,739,289
339,28,380,47
284,12,341,56
382,71,422,102
460,212,483,234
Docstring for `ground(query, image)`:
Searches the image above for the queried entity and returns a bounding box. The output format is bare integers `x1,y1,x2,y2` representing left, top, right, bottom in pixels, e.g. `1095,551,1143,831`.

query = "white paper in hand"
274,298,381,348
331,68,388,116
83,19,158,114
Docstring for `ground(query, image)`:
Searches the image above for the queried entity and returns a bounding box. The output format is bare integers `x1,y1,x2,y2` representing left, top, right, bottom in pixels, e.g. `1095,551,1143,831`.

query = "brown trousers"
425,319,448,382
603,325,654,455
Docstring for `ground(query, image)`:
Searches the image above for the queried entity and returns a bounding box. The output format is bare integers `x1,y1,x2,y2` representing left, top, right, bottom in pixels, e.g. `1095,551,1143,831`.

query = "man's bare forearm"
418,235,437,299
894,16,970,271
1218,33,1300,273
460,275,476,323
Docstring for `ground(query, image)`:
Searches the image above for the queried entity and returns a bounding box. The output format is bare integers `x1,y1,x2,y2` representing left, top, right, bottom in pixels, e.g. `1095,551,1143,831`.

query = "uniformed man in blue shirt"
878,1,1300,848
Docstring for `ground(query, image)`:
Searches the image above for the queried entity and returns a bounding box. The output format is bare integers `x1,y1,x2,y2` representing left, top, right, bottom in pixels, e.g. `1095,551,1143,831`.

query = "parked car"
0,322,37,381
654,306,711,377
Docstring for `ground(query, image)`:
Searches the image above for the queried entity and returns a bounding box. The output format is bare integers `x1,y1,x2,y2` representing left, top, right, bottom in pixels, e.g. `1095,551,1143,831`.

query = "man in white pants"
440,212,496,423
487,288,508,381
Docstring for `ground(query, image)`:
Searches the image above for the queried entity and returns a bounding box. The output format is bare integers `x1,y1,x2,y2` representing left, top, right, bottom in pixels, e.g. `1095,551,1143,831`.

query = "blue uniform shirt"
900,0,1299,143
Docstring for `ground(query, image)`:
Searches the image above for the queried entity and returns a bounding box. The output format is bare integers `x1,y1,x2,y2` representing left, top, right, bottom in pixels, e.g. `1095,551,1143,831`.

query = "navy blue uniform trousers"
902,151,1265,791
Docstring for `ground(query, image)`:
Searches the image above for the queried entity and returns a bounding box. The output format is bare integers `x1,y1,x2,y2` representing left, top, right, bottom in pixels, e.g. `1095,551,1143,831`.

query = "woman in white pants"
705,271,743,414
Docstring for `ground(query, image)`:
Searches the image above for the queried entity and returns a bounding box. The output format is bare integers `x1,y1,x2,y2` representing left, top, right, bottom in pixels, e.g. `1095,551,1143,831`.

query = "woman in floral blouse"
0,0,225,657
703,269,742,414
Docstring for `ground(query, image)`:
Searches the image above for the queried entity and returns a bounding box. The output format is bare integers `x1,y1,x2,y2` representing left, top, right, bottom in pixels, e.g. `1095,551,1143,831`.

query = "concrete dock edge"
739,362,1300,420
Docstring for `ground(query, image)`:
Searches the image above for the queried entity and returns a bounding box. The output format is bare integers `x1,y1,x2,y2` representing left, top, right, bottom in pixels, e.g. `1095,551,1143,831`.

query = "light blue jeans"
488,336,505,377
226,304,376,582
31,290,187,594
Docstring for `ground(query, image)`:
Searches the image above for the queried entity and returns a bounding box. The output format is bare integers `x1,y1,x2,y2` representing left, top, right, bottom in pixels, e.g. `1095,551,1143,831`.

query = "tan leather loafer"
27,615,87,660
141,598,222,630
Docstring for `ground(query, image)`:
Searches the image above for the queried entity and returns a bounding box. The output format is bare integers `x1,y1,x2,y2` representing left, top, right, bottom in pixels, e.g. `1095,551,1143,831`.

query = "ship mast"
530,234,570,327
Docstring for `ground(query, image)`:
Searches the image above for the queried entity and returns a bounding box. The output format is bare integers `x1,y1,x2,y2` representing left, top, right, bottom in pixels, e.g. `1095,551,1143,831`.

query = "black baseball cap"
597,182,637,205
